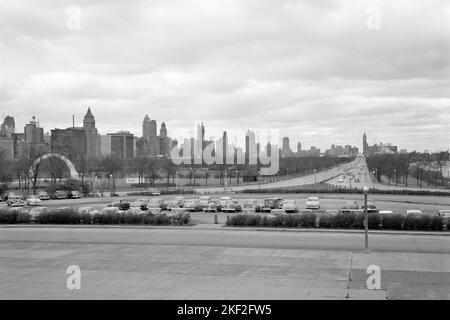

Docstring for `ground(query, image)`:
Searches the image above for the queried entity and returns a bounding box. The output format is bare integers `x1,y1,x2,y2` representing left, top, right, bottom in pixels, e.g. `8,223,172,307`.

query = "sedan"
77,207,100,216
29,207,49,221
38,191,50,201
282,200,298,213
268,209,287,220
305,197,320,210
203,200,219,213
406,210,423,218
26,195,42,206
184,200,202,212
438,210,450,229
9,199,26,207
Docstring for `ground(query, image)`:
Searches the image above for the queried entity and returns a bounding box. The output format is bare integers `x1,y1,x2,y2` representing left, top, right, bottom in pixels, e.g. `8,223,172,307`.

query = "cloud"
0,0,449,153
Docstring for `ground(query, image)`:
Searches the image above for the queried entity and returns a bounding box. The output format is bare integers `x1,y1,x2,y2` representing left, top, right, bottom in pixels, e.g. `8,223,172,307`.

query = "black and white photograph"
0,0,449,306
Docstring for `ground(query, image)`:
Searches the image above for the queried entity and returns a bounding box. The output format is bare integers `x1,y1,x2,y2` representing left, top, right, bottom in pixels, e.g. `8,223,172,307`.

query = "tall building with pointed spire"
83,107,98,158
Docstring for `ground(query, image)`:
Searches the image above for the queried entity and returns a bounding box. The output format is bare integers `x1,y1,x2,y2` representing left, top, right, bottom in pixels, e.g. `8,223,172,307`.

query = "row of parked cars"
1,190,84,207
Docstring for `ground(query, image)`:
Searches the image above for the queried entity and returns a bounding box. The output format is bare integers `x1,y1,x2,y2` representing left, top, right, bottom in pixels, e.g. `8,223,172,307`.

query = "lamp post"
175,170,178,190
224,171,228,190
205,168,209,186
80,173,84,195
236,170,239,185
363,186,369,254
258,170,261,190
394,169,397,186
314,168,317,184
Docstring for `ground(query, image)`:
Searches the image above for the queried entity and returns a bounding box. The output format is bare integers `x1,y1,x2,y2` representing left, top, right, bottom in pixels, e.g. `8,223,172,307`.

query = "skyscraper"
363,132,368,156
149,119,158,156
142,115,150,145
281,136,292,157
159,122,169,156
83,108,98,158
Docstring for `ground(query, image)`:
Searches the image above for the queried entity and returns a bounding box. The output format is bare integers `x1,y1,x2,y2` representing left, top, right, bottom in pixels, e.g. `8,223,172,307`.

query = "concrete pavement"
0,227,449,300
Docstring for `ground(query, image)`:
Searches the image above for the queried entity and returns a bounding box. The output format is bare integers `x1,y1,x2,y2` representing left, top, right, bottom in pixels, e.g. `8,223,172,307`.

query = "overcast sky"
0,0,449,152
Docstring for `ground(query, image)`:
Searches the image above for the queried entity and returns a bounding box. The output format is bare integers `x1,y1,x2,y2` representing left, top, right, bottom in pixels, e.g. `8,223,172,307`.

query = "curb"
0,224,448,236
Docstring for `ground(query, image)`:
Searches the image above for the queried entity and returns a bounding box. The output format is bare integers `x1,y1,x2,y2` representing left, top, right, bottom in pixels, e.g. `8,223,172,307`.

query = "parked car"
130,202,148,211
339,201,362,214
305,197,320,210
37,191,50,201
438,210,450,229
101,207,120,215
29,207,49,221
261,197,283,213
203,200,219,213
299,209,313,214
361,201,377,213
221,200,242,213
3,192,17,201
406,210,423,218
242,200,260,214
167,208,190,224
6,195,23,206
26,195,42,206
8,199,26,207
198,196,211,208
325,209,339,216
184,200,202,212
167,199,184,211
148,198,167,210
68,191,82,199
77,207,100,216
282,200,298,213
268,209,287,220
54,190,67,200
151,192,161,197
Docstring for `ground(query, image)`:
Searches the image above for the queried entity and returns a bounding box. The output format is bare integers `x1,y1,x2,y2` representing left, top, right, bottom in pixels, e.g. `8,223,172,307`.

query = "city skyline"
1,0,449,153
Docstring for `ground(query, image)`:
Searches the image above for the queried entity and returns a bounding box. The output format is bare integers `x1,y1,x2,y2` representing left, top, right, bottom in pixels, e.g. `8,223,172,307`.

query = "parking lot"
2,192,450,226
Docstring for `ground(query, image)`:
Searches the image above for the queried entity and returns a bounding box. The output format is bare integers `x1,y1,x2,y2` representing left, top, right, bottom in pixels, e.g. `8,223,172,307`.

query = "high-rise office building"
108,131,134,159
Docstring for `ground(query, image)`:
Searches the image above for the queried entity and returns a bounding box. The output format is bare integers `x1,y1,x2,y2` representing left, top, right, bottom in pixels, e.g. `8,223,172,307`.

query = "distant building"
281,137,292,157
108,131,134,159
0,137,14,160
363,133,399,156
99,135,112,157
50,108,98,160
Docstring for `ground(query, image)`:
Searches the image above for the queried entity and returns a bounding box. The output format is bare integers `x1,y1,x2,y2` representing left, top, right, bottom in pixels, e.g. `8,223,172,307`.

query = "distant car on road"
26,195,42,206
305,197,320,210
38,191,50,201
151,192,161,197
281,200,298,213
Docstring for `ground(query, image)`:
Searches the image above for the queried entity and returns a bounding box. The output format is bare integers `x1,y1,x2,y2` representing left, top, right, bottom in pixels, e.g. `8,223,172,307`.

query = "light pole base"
363,249,370,254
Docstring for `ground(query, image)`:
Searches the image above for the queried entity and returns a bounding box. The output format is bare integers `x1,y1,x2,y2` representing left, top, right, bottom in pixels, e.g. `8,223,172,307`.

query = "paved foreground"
0,227,449,300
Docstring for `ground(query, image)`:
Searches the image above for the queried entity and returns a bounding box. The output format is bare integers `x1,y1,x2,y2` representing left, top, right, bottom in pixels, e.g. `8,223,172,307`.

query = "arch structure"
30,154,79,179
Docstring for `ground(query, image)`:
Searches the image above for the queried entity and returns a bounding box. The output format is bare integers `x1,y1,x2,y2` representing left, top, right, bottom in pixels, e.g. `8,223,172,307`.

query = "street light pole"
363,186,369,254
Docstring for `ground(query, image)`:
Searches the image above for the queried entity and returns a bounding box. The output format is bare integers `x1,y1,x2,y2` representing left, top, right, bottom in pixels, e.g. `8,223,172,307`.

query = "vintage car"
305,197,320,210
